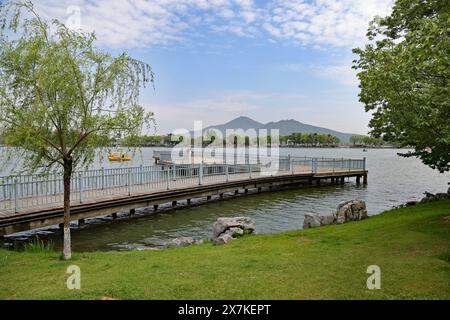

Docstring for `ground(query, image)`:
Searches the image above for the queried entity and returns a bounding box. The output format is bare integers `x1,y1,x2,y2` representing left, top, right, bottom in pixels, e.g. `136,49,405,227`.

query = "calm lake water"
2,147,449,251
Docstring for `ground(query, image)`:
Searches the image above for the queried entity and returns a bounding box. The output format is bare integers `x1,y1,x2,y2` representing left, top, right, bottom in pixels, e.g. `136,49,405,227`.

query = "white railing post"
128,168,132,196
166,167,170,190
199,163,203,185
225,164,229,182
78,171,83,203
249,163,252,179
13,178,18,213
101,167,104,190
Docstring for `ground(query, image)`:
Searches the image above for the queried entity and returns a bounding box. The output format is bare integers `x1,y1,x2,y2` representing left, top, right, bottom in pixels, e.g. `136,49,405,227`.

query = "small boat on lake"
108,151,132,161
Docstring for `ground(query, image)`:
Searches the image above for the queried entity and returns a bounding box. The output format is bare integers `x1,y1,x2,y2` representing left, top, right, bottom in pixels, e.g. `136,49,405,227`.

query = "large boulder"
319,214,336,225
336,200,367,223
303,213,335,229
304,200,368,229
212,217,255,245
212,217,255,238
213,233,234,245
303,214,321,229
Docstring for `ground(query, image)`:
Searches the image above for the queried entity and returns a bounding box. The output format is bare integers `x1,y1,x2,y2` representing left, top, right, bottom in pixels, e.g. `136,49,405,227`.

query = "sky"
31,0,394,135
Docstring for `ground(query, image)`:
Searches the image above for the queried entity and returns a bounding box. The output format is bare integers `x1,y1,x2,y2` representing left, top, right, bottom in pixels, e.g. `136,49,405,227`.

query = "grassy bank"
0,200,449,299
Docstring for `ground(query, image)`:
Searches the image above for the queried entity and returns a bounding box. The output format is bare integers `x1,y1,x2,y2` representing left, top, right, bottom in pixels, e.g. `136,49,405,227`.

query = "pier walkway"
0,156,367,235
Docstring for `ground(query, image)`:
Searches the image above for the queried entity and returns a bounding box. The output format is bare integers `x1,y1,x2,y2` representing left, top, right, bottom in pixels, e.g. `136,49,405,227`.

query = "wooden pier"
0,156,367,236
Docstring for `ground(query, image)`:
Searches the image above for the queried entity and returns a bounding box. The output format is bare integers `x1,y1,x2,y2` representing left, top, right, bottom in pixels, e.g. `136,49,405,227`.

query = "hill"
201,116,356,143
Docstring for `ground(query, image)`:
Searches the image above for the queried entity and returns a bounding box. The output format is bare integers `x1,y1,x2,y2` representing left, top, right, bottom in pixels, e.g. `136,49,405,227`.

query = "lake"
1,147,449,251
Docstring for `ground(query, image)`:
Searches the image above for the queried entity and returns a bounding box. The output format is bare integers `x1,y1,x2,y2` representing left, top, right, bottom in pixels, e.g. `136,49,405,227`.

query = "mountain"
203,116,263,133
261,119,355,143
201,116,356,143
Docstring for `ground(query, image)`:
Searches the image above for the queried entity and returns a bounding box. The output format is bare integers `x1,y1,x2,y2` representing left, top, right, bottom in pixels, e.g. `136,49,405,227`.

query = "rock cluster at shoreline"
406,188,450,206
212,217,255,245
303,200,368,229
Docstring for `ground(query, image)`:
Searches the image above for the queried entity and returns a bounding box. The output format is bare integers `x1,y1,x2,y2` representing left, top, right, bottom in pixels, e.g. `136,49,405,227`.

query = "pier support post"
331,178,335,184
363,174,368,185
129,209,135,216
78,218,85,226
187,199,191,205
172,201,177,207
219,193,224,199
340,177,345,184
244,188,248,194
235,190,239,195
356,176,361,185
316,179,320,186
257,187,262,193
112,212,117,220
153,204,158,211
207,195,211,201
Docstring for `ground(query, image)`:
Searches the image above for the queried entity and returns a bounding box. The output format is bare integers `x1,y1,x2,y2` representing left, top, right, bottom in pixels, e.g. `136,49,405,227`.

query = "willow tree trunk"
63,158,73,260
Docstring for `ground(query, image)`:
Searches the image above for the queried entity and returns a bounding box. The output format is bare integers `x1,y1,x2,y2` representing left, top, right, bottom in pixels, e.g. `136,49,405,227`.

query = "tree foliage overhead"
0,0,154,174
353,0,450,172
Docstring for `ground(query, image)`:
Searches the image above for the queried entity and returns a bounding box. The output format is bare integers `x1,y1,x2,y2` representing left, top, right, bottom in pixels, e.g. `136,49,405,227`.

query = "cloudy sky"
33,0,394,134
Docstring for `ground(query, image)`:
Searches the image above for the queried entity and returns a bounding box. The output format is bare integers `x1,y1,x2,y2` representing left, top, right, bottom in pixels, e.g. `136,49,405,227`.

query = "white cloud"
265,0,394,47
31,0,393,49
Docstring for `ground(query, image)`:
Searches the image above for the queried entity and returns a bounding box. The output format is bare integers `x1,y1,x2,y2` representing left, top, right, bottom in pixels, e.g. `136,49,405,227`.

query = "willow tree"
0,1,153,259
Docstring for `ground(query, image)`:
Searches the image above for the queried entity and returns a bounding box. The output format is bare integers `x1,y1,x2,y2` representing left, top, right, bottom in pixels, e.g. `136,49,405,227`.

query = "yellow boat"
108,151,132,161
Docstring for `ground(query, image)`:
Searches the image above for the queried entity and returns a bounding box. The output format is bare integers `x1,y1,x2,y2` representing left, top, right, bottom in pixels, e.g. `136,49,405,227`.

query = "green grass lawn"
0,199,449,299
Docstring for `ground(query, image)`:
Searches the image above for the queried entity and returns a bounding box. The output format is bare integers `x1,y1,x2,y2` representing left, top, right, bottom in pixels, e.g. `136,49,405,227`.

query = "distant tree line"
281,133,340,146
349,135,385,146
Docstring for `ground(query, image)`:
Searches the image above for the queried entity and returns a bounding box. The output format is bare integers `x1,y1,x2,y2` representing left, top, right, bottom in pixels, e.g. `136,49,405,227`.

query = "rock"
305,200,368,229
405,201,418,206
212,217,255,238
211,217,255,245
170,237,196,247
336,200,368,223
224,227,244,238
420,190,450,203
303,214,321,229
435,193,449,200
213,233,234,245
318,214,335,225
303,213,335,229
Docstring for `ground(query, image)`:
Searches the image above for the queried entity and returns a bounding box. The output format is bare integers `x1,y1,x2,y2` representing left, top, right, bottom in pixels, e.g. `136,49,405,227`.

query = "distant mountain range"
201,116,357,143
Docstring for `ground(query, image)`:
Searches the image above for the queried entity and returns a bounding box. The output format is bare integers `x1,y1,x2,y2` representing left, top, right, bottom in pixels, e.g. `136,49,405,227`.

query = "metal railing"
0,156,366,214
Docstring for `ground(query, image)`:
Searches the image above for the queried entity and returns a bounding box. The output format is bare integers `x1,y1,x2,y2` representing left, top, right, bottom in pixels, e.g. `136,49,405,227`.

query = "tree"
353,0,450,172
0,1,153,259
